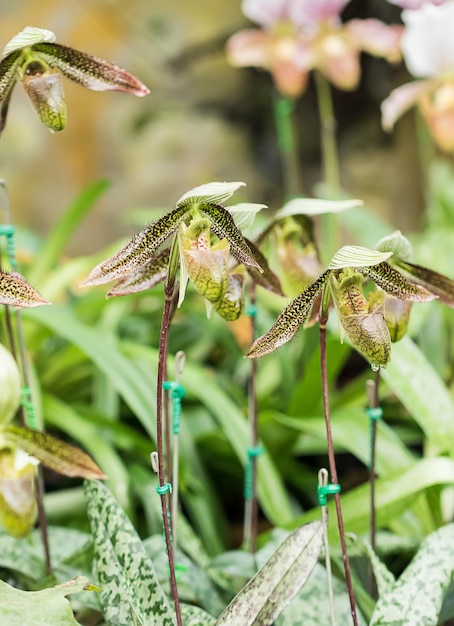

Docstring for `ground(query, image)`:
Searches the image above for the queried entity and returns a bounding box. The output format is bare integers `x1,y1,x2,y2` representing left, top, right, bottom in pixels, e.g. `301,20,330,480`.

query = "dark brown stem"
35,470,52,573
368,371,380,553
319,315,358,626
156,281,182,626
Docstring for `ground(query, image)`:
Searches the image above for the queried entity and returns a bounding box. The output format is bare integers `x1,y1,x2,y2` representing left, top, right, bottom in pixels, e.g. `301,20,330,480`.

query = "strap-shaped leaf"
396,260,454,308
375,230,413,260
82,205,188,286
245,239,284,296
2,425,105,479
246,271,330,358
107,248,170,297
85,480,176,626
200,204,261,269
0,272,50,307
215,521,323,626
329,246,392,270
359,262,436,302
176,181,245,208
0,51,21,101
33,43,150,96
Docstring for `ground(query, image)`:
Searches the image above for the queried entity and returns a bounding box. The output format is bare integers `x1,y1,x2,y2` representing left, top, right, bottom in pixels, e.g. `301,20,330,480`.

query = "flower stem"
319,313,358,626
274,95,303,198
156,280,182,626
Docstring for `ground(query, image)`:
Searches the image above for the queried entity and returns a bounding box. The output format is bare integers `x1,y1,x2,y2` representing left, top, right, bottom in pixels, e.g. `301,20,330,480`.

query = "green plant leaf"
359,263,435,302
215,521,323,626
180,604,216,626
2,425,105,479
328,246,392,270
0,576,96,626
85,480,176,626
275,197,363,219
0,272,49,307
246,271,330,358
82,205,188,286
370,524,454,625
200,203,260,269
176,181,246,208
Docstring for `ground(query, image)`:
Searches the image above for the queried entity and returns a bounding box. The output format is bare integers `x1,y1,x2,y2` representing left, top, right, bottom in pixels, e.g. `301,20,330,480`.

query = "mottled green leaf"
354,538,396,598
0,576,96,626
246,271,330,358
176,181,245,208
375,230,413,260
0,272,50,307
215,521,323,626
181,605,216,626
200,204,261,269
82,205,188,286
359,262,435,302
2,425,105,479
33,42,149,95
396,260,454,307
371,524,454,625
328,246,392,270
275,197,363,220
107,248,170,297
84,480,176,626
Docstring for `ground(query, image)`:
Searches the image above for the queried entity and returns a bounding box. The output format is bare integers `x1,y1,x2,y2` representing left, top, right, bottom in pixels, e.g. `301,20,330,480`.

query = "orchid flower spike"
0,26,149,133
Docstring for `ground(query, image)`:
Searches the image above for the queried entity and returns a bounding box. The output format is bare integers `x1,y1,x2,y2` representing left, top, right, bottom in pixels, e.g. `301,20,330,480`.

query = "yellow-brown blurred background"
0,0,422,255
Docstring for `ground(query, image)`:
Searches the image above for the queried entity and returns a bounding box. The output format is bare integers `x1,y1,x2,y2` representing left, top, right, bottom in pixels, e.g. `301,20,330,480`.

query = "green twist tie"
156,483,172,496
0,224,17,269
244,446,264,500
163,381,185,435
20,386,37,430
317,483,341,506
367,407,383,421
246,305,257,317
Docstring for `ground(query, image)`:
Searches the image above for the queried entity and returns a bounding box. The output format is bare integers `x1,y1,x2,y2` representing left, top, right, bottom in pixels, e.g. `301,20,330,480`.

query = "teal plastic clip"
163,381,185,435
156,483,172,496
244,446,264,500
246,305,257,317
317,483,341,507
20,386,37,430
367,406,383,421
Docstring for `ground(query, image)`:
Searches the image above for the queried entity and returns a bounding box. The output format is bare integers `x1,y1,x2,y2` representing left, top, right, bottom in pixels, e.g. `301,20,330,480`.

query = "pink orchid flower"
388,0,447,10
227,0,402,98
382,1,454,152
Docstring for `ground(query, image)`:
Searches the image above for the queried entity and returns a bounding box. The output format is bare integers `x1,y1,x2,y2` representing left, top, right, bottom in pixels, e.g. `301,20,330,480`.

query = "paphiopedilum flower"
227,0,402,97
82,182,283,321
246,241,454,369
382,2,454,151
0,25,149,132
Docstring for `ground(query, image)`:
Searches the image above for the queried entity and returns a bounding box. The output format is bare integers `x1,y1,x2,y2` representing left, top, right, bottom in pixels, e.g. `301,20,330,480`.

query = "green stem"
274,96,303,198
319,313,358,626
314,71,340,191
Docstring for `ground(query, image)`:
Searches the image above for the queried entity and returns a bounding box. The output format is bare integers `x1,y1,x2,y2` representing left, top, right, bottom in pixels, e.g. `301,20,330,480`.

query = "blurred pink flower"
387,0,446,9
227,0,403,97
382,1,454,151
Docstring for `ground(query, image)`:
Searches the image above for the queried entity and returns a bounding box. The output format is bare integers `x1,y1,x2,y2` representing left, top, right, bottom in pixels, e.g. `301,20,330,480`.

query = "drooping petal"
318,38,361,91
22,67,67,131
200,203,261,269
359,262,436,302
346,19,403,63
381,80,433,131
242,0,293,26
0,50,21,102
106,248,170,297
32,42,149,96
82,205,188,286
401,2,454,77
226,29,272,69
0,272,50,307
246,270,330,358
396,260,454,307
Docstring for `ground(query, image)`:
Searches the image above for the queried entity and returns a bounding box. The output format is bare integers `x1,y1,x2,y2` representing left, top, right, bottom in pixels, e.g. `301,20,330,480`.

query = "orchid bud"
330,270,391,369
0,343,21,425
0,448,37,537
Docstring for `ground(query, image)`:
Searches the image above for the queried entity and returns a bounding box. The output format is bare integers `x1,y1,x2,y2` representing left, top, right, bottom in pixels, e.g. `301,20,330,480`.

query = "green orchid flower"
0,26,149,132
82,181,283,321
246,242,452,370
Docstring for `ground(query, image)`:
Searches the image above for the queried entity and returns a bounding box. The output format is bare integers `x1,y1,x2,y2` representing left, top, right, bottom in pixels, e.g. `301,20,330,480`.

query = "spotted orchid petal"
106,248,170,298
0,272,50,308
359,262,436,302
396,260,454,307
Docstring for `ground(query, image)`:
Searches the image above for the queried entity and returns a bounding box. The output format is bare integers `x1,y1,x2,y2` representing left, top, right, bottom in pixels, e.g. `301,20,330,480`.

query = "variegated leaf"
328,246,392,270
200,204,261,269
85,480,176,626
375,230,413,260
176,181,245,208
181,604,216,626
2,425,105,479
245,239,284,296
0,272,49,307
396,260,454,308
107,248,170,297
82,205,188,286
246,271,330,358
32,43,150,96
359,262,436,302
